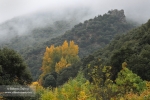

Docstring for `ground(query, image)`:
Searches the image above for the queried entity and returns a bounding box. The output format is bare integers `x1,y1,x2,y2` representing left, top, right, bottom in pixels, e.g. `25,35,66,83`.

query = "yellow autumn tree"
55,57,71,73
62,40,69,57
69,40,78,56
39,40,79,83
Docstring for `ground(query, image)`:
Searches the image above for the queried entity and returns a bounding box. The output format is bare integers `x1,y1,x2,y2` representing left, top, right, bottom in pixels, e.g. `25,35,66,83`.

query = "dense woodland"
1,9,150,99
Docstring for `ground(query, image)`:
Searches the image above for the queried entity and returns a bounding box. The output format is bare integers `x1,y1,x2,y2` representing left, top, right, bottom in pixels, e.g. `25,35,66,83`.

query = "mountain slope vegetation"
21,9,135,81
83,19,150,81
0,9,135,81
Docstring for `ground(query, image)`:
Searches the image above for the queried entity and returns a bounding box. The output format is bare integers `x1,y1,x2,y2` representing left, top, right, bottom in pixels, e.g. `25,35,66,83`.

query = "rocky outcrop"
108,9,126,23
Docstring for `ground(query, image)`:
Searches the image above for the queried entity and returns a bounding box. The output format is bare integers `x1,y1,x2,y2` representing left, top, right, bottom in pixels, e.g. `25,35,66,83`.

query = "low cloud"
0,0,150,24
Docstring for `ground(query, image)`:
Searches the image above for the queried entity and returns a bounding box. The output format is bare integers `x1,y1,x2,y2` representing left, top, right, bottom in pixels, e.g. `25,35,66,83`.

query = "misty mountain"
17,9,135,81
42,9,135,56
1,20,77,51
0,8,92,46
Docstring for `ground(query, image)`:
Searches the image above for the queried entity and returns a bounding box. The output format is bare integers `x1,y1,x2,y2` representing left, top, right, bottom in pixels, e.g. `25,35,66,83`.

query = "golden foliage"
55,57,71,73
30,81,44,92
122,62,127,69
39,40,79,84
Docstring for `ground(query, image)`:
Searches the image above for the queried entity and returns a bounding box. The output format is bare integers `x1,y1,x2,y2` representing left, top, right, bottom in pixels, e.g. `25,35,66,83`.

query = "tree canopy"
0,48,32,85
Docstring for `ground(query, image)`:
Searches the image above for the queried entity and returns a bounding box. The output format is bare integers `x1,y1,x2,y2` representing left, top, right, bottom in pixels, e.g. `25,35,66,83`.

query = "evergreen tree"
0,48,32,85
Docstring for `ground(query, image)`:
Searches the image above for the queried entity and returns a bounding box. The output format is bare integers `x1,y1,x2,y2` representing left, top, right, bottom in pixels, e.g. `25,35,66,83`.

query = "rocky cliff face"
108,9,126,23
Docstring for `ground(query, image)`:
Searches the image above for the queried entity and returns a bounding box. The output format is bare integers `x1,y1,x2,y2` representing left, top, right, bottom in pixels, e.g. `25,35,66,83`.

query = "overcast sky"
0,0,150,24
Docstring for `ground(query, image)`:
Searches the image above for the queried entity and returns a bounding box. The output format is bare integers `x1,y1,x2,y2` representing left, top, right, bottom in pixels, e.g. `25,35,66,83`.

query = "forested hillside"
21,9,135,80
83,19,150,81
43,9,134,57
